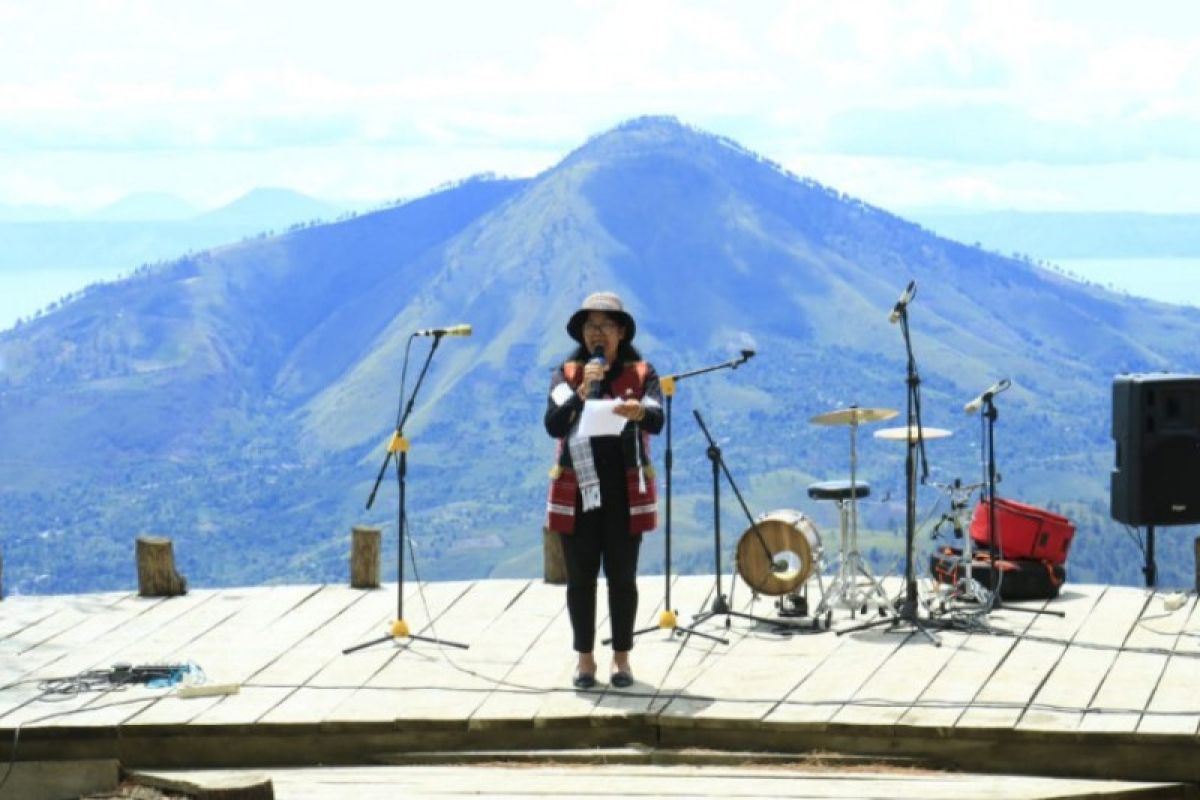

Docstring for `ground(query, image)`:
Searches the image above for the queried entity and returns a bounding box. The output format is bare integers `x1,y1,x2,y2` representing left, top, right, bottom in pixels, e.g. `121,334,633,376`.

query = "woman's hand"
613,398,646,422
578,360,606,399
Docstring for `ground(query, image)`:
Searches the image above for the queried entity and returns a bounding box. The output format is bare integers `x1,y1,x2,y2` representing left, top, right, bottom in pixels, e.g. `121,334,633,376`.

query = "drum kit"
733,403,973,628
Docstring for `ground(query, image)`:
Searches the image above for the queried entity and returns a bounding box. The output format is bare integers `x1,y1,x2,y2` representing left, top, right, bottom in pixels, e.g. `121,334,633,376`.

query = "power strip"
177,683,240,699
1164,592,1188,612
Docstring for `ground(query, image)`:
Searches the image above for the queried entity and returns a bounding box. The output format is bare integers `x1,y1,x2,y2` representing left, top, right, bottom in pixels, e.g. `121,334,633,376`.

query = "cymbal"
873,425,954,442
809,406,899,426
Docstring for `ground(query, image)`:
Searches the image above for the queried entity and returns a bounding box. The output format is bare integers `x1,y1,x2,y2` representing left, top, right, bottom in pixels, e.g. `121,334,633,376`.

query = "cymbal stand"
691,409,803,631
613,353,755,647
840,294,941,645
344,333,469,655
814,414,891,623
976,394,1063,619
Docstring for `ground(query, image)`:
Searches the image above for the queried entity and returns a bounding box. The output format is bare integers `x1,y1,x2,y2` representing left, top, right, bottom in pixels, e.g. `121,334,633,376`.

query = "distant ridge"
2,116,1198,596
196,187,347,227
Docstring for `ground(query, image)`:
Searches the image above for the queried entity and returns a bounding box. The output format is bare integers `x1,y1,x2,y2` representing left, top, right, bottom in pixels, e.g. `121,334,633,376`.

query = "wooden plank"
324,581,530,725
834,629,959,726
594,573,732,719
303,581,447,689
268,582,467,724
188,686,294,726
468,581,576,723
1140,594,1200,735
658,573,830,723
134,763,1193,799
366,581,529,692
955,584,1104,730
1017,587,1150,732
126,586,371,726
0,595,68,640
0,591,214,727
767,628,907,725
2,588,313,728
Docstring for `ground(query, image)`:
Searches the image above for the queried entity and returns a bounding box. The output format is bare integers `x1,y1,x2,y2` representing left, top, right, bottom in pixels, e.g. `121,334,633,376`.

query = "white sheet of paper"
574,399,627,438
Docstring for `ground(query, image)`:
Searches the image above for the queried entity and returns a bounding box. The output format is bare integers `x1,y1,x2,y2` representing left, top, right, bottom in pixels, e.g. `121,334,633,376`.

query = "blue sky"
2,0,1200,213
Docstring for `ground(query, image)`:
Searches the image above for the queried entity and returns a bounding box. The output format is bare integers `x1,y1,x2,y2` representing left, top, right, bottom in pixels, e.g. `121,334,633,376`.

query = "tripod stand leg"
342,633,394,655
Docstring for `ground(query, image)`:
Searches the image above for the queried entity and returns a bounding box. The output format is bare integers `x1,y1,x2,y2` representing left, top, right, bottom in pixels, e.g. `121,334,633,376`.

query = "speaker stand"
1144,525,1157,588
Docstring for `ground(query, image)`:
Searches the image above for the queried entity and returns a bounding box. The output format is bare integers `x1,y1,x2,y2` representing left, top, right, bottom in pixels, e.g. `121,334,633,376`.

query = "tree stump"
136,536,187,597
543,527,567,585
350,525,381,589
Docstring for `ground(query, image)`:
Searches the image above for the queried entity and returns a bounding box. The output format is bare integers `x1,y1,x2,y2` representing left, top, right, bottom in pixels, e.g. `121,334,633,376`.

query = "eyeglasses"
582,321,620,335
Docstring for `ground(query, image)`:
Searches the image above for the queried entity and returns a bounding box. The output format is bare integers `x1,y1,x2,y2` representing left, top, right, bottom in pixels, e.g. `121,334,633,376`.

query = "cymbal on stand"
809,406,899,426
873,425,953,442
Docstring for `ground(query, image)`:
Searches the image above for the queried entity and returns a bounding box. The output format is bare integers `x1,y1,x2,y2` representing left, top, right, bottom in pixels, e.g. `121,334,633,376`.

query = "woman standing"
544,291,663,689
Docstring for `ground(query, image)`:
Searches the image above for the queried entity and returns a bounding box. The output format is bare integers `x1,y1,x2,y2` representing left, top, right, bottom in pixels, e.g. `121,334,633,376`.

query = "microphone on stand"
415,324,472,337
888,280,917,323
963,378,1012,414
587,344,606,399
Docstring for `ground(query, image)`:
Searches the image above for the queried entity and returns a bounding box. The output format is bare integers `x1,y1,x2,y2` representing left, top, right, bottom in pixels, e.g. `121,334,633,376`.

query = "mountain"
2,116,1199,596
92,192,199,222
196,187,347,228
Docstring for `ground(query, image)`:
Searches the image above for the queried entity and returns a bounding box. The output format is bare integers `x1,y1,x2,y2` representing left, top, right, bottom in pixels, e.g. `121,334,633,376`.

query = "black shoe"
611,670,634,688
573,671,596,689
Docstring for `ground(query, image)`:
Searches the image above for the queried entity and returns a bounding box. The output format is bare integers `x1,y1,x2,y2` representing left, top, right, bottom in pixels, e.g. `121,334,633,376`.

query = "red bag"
969,498,1075,565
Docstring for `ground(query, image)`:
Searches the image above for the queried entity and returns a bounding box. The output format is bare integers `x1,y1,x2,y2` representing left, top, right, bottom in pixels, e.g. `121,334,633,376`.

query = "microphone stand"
691,409,807,632
344,333,468,655
609,352,755,647
978,394,1062,619
840,300,941,645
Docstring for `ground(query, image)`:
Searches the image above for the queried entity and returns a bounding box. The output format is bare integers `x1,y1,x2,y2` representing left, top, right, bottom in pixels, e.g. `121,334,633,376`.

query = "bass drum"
736,509,822,596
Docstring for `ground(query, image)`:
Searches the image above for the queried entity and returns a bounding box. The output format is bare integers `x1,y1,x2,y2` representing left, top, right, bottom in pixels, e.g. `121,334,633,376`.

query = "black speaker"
1111,373,1200,526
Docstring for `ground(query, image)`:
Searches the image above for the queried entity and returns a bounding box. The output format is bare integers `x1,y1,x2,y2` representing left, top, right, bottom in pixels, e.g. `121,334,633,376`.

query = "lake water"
0,267,121,332
1050,258,1200,308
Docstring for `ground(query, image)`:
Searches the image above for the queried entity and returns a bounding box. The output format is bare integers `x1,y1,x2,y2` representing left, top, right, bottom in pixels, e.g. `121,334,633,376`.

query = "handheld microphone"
963,378,1012,414
587,344,606,399
414,324,472,337
888,280,917,323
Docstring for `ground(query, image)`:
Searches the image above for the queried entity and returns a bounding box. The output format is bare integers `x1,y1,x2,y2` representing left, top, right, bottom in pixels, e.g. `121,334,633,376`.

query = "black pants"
560,467,642,653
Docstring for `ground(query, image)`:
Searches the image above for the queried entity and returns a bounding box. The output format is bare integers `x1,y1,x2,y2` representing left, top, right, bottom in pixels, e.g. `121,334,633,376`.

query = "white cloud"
2,0,1200,209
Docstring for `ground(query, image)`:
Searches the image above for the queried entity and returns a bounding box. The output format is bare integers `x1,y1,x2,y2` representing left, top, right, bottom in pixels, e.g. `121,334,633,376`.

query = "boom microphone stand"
840,282,941,645
607,352,755,647
344,332,469,655
975,388,1062,619
691,409,804,632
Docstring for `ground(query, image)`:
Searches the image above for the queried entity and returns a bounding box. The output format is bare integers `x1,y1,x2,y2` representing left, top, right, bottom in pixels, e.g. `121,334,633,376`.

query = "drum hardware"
926,478,995,618
691,409,812,631
839,280,946,645
809,482,891,626
608,353,755,648
777,592,808,618
807,404,898,627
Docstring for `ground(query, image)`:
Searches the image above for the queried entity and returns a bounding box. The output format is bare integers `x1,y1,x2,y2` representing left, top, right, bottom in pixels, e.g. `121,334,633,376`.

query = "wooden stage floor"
2,573,1199,791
